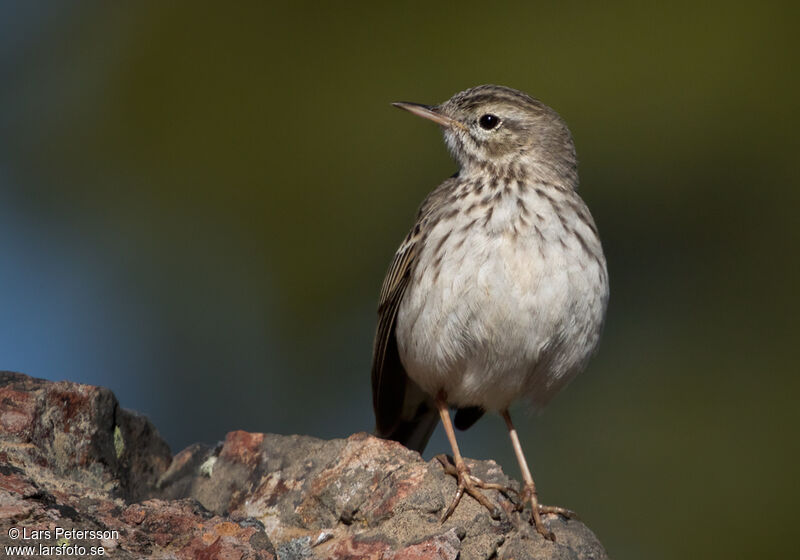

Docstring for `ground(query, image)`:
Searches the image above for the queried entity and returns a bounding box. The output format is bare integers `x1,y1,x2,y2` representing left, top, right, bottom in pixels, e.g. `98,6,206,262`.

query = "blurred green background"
1,2,798,558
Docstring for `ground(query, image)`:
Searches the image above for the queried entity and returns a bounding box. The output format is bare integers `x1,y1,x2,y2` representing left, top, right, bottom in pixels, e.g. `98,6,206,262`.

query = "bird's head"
393,84,577,185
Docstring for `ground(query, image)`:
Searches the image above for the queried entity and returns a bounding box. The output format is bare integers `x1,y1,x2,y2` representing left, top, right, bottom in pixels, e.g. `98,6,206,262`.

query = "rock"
0,372,608,559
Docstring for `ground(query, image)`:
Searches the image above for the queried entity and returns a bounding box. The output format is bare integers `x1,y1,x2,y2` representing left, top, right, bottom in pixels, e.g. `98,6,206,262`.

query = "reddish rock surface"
0,372,608,559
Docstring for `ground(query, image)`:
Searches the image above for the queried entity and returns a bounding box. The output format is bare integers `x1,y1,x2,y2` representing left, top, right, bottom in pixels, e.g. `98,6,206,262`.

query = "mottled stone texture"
0,372,607,559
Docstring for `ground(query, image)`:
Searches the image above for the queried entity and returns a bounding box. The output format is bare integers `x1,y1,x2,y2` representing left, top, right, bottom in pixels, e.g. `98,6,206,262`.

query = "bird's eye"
478,114,500,130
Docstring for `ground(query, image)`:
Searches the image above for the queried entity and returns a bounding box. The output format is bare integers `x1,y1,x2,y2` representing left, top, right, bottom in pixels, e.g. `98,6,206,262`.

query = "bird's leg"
435,392,504,521
501,410,576,541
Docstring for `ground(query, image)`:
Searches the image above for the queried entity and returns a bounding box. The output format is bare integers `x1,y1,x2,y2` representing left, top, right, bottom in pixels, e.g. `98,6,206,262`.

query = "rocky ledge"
0,372,607,559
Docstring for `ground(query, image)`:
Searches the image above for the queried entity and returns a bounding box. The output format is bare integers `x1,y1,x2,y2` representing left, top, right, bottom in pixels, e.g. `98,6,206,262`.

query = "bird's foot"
435,454,505,521
520,482,577,541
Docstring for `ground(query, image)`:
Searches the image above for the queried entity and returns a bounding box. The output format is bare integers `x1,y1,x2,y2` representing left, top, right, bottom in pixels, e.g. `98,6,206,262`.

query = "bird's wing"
371,226,421,437
371,178,458,449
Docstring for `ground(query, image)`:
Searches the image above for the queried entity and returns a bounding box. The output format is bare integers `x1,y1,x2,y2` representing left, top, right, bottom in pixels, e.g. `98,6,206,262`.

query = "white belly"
395,186,608,411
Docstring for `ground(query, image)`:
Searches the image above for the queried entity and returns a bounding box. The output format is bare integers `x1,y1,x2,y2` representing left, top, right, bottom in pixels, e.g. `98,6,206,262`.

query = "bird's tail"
375,402,438,454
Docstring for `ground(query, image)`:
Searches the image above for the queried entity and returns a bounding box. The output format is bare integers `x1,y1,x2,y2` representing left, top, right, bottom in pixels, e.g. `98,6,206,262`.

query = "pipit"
371,85,609,540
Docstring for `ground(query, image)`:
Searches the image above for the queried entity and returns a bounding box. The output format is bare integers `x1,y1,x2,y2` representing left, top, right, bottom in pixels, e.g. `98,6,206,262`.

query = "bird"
371,84,609,540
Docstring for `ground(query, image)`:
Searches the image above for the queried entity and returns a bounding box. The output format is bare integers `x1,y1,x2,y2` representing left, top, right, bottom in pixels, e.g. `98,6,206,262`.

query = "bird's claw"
435,454,504,521
519,483,577,541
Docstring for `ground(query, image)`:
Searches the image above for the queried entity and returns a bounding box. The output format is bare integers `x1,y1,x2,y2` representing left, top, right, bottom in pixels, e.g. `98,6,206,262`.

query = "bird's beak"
392,102,467,131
